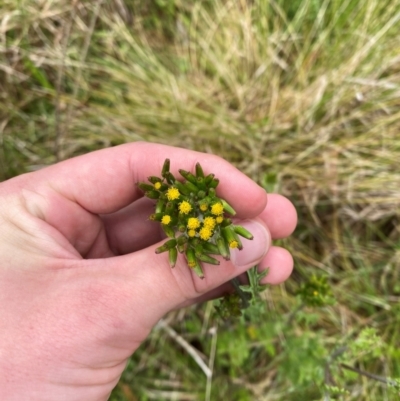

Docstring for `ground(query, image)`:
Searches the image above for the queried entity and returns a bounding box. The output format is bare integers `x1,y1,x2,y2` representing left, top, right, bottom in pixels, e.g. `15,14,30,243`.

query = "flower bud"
147,175,162,184
209,178,220,189
177,235,188,246
164,171,176,185
155,199,166,214
195,162,205,178
202,242,220,255
161,159,170,178
221,199,236,216
168,247,178,268
197,253,220,265
150,213,164,222
145,190,160,199
155,239,177,254
183,180,199,194
222,226,243,250
165,202,176,215
204,173,215,186
186,248,204,278
138,183,154,192
161,224,176,238
173,181,191,196
233,225,254,240
217,237,230,260
197,190,206,199
220,218,232,227
179,169,198,185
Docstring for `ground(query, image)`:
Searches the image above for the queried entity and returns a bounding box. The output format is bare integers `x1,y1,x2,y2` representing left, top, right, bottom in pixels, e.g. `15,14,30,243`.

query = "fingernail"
230,220,271,268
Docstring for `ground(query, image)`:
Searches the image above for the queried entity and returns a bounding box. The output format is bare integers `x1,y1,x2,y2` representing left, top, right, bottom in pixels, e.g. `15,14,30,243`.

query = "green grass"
1,0,400,399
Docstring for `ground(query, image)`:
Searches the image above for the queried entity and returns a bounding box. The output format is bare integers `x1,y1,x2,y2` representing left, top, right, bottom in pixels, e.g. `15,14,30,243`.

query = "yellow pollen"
179,201,192,214
187,217,200,230
199,226,213,241
188,229,196,237
203,217,216,229
154,182,162,190
229,240,239,249
166,187,180,201
161,215,172,225
211,202,224,216
216,216,223,224
313,291,319,296
188,260,196,268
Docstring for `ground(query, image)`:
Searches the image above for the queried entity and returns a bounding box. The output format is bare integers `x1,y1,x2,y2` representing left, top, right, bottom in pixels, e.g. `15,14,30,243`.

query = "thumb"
230,219,271,269
99,219,271,323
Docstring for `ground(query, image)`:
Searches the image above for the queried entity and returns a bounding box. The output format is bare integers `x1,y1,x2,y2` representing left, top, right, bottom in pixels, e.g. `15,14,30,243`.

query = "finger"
259,194,297,239
102,193,296,256
70,218,271,332
259,246,294,284
101,197,164,255
24,142,268,218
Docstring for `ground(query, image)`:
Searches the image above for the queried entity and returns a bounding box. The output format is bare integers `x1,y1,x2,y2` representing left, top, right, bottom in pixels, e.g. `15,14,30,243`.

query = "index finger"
24,142,268,218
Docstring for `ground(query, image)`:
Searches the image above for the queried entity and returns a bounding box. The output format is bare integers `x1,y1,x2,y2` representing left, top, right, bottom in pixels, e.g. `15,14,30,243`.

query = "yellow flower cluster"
138,158,253,281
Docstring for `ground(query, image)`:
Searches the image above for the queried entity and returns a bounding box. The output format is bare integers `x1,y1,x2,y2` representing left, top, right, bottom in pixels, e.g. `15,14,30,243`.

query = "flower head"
228,240,239,248
216,216,223,224
161,215,172,225
188,229,196,237
166,187,180,201
188,259,196,268
203,216,216,229
187,217,200,230
211,202,224,216
199,226,213,241
154,182,162,190
199,202,208,212
179,200,192,214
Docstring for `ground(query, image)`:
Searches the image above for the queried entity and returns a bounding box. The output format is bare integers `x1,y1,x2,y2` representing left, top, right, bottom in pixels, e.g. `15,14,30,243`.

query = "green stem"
230,277,250,309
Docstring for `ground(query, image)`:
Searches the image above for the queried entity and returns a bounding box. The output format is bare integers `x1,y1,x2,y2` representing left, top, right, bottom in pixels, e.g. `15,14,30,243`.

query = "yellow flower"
199,226,213,241
211,202,224,216
228,240,239,248
199,203,208,212
216,216,223,224
161,215,172,225
203,216,216,229
179,200,192,214
154,182,162,190
166,187,180,201
188,259,197,268
188,229,196,237
187,217,200,230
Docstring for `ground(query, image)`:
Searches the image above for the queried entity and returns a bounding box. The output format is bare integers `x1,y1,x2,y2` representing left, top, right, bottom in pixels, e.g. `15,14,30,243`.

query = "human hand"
0,142,297,401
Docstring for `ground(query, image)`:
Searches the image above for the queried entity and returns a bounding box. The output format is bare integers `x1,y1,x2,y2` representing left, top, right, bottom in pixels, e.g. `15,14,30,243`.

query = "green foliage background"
1,0,400,399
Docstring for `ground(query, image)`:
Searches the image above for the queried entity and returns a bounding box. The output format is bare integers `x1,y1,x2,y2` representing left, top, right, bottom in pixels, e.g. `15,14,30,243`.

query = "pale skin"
0,142,297,401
